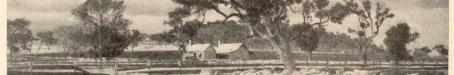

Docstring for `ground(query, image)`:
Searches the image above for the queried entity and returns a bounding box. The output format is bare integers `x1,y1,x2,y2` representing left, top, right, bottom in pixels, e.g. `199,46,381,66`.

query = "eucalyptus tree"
7,18,34,63
412,47,431,58
346,0,395,65
433,44,448,57
384,23,419,64
128,30,145,52
71,0,138,61
290,24,324,62
412,47,431,63
169,0,352,74
36,31,58,51
149,31,178,45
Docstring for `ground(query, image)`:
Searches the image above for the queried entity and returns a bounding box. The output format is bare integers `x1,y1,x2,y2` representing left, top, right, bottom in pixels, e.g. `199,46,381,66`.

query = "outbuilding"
182,41,250,61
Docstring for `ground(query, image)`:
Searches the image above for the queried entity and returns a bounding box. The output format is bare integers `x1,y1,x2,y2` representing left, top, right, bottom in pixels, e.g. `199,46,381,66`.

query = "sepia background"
2,0,454,75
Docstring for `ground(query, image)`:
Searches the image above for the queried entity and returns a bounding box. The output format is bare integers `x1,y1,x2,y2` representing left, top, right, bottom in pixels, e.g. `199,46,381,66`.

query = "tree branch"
212,7,228,17
211,5,243,22
311,20,329,26
229,0,244,8
251,26,271,39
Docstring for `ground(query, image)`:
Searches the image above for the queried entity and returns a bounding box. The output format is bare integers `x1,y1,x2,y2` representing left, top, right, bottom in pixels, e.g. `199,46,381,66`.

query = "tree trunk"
64,42,69,61
129,47,134,65
359,43,368,67
306,52,309,66
9,51,13,65
309,52,313,65
267,39,296,75
101,57,104,68
36,42,43,57
362,51,368,66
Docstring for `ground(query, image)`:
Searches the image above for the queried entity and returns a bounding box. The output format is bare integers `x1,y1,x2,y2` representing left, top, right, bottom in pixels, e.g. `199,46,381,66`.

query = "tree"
71,0,136,60
384,23,419,64
433,44,448,57
411,47,431,63
412,47,431,58
197,20,249,43
36,31,59,51
54,25,91,56
128,30,145,51
169,0,351,74
7,18,34,62
149,31,178,45
319,32,352,52
290,24,324,62
346,0,395,65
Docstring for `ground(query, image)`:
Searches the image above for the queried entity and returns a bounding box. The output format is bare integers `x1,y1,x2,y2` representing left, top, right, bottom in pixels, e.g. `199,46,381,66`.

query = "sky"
7,0,448,48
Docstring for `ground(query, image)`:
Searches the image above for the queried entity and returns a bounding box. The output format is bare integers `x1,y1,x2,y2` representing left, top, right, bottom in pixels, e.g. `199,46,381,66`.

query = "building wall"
202,47,216,60
227,46,250,60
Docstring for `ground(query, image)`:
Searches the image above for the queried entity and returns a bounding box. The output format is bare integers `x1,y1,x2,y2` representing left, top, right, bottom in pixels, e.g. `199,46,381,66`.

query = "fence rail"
10,58,448,67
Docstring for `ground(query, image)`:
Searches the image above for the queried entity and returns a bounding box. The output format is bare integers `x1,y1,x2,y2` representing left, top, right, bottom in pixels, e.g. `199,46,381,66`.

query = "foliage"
169,0,353,74
149,31,178,45
7,18,34,53
290,23,323,53
412,47,431,57
71,0,137,59
345,0,395,65
197,20,249,44
162,6,202,50
433,44,448,57
319,32,355,52
129,30,146,48
54,25,91,52
36,31,59,47
384,23,419,61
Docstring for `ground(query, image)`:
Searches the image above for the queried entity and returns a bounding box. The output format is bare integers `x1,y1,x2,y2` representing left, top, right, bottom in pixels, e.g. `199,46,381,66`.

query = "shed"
182,44,216,61
213,43,250,60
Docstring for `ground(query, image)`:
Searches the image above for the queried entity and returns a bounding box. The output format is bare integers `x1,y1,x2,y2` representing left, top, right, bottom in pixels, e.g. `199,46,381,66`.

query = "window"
216,54,229,59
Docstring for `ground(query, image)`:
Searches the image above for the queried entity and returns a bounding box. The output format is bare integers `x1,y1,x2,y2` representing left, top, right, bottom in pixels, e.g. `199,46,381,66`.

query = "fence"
11,57,447,67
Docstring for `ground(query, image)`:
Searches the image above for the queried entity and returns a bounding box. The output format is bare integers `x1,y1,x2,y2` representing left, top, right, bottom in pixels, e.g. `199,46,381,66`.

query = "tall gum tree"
345,0,394,66
7,18,34,63
384,23,419,64
169,0,352,74
71,0,138,61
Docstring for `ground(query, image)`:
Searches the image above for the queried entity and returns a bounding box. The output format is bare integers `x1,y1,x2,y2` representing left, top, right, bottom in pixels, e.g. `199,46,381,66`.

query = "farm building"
182,44,216,61
182,41,250,61
213,43,250,60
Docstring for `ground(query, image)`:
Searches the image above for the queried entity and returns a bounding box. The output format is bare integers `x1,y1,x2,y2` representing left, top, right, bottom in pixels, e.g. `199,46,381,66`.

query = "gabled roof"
126,44,179,51
214,43,244,54
186,44,211,52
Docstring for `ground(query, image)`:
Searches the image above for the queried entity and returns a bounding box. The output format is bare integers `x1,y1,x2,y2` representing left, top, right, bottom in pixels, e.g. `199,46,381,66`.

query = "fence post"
28,61,33,72
75,59,80,72
147,60,151,69
326,60,329,67
114,59,118,75
344,59,347,65
73,59,79,66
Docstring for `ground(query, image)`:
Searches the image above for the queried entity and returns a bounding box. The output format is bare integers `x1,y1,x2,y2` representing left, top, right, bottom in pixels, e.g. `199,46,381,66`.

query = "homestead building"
182,40,250,61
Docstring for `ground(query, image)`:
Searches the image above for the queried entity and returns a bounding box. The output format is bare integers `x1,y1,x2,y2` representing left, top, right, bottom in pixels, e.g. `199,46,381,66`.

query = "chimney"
188,40,192,46
217,40,221,46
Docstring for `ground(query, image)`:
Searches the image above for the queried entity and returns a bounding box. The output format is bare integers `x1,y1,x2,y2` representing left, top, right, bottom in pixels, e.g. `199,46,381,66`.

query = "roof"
126,44,179,51
186,44,211,52
214,43,244,54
